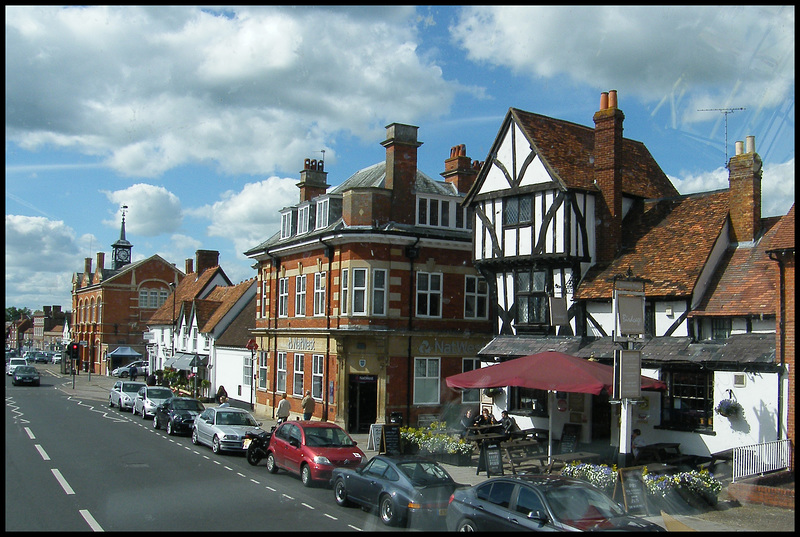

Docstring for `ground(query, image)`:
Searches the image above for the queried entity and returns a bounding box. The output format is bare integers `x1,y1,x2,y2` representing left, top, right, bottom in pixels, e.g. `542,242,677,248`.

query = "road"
5,367,406,532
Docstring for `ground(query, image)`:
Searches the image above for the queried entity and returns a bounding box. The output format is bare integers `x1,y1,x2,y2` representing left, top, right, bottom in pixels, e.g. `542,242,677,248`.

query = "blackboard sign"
485,444,504,476
381,425,401,455
614,467,649,515
367,424,383,451
559,424,580,454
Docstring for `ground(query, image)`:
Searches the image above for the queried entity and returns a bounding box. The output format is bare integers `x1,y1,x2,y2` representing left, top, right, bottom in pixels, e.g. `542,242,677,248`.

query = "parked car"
333,454,462,528
108,381,147,411
133,386,175,419
153,397,205,435
33,352,50,363
192,407,264,454
52,353,62,364
446,475,665,532
7,358,29,375
266,421,366,487
11,365,41,386
111,360,149,378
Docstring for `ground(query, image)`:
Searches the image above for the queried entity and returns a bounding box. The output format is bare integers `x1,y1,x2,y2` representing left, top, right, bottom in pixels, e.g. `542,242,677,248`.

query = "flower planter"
420,451,472,466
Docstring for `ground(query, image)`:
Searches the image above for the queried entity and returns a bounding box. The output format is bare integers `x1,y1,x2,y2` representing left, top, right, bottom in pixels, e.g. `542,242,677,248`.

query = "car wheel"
141,408,148,419
300,464,313,487
152,415,159,429
457,519,478,532
109,398,114,408
121,372,128,378
379,494,400,526
212,435,221,454
191,428,200,445
166,421,174,436
266,452,279,474
334,478,352,507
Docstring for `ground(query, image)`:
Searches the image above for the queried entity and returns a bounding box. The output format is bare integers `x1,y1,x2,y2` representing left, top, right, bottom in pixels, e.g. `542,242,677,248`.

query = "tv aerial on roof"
698,107,746,169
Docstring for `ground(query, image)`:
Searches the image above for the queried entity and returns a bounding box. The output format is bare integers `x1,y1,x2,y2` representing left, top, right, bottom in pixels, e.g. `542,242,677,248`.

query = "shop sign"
418,338,479,355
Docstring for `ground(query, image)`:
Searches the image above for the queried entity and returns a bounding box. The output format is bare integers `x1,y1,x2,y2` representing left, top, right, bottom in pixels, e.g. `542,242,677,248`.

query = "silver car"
192,407,264,454
109,381,146,411
133,386,174,419
7,358,28,375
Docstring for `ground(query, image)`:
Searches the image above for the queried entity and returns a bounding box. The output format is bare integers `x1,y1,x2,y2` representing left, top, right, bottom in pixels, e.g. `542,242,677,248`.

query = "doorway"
591,391,612,441
347,374,377,434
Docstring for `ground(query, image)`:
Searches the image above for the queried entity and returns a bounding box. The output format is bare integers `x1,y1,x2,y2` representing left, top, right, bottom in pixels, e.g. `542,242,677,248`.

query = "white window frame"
464,274,489,319
312,354,324,400
243,353,252,387
341,269,349,315
417,196,453,229
372,268,387,316
413,357,440,405
315,198,329,230
461,358,481,403
297,204,310,235
351,268,367,315
276,352,287,393
280,211,293,239
278,277,289,317
293,353,304,396
314,272,326,316
295,274,307,317
416,271,442,318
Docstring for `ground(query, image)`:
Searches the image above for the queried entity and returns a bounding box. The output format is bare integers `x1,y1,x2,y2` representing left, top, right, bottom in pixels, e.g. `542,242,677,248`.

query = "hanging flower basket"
715,399,743,418
483,387,504,397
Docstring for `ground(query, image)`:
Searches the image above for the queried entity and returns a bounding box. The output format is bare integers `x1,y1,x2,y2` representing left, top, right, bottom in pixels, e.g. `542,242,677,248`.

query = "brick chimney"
84,257,92,275
195,249,220,275
441,144,480,194
382,123,422,225
96,252,105,271
185,258,194,274
593,90,624,264
728,135,762,243
298,158,329,202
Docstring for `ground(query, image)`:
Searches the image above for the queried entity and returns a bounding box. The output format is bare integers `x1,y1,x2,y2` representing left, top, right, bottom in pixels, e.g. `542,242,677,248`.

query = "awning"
167,352,208,371
107,346,142,358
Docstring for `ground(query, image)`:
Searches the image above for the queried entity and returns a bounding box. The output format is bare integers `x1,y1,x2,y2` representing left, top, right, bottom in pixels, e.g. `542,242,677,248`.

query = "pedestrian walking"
276,393,291,424
301,390,315,420
216,385,228,404
130,364,138,382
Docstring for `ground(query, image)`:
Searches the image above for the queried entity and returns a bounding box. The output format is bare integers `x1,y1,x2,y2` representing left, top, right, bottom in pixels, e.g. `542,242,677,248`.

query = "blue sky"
5,6,795,314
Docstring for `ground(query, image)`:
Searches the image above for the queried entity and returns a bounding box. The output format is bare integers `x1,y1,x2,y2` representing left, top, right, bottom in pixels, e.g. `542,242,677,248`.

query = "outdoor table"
543,451,601,474
638,442,681,463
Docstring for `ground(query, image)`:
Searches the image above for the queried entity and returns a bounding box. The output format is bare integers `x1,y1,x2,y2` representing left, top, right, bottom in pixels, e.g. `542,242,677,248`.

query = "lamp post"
169,282,176,362
246,338,259,410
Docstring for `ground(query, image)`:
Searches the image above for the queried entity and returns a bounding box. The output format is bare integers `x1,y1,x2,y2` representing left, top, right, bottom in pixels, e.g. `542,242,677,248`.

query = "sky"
5,5,795,314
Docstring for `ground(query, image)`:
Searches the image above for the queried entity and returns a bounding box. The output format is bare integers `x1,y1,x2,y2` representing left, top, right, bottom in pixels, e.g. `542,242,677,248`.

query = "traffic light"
68,342,79,360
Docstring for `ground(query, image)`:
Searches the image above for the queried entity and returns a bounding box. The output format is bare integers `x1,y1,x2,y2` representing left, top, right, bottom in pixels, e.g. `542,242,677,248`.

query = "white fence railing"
732,439,792,483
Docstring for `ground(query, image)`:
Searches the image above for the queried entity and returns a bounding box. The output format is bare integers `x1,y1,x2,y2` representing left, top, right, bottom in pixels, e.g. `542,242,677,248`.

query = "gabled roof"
196,278,256,333
766,203,795,253
690,216,781,317
215,293,257,348
465,107,678,204
576,190,731,300
146,266,231,325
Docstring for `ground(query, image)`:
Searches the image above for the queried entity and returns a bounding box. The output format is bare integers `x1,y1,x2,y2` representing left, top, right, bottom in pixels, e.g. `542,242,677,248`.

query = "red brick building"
71,212,184,374
245,124,494,433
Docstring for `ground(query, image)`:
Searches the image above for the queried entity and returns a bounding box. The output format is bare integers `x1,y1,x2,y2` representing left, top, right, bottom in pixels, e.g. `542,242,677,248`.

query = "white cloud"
100,184,183,236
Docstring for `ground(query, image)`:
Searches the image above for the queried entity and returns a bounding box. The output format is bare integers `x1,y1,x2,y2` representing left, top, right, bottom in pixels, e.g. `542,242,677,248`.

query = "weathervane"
698,107,745,169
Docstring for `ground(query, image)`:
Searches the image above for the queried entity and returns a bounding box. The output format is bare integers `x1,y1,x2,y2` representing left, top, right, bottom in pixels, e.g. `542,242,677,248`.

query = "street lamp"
169,282,176,361
246,338,259,410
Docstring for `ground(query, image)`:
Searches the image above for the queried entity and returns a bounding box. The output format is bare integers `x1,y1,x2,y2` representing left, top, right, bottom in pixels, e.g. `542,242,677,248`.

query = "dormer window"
280,210,294,239
315,198,329,230
297,204,310,235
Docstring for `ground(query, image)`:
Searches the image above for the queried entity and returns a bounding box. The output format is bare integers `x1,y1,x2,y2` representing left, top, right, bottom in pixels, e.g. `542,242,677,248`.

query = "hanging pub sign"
614,279,645,337
614,349,642,399
549,296,569,326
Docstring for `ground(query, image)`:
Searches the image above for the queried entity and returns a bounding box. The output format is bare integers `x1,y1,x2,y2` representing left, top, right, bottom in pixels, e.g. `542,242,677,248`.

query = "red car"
266,421,365,487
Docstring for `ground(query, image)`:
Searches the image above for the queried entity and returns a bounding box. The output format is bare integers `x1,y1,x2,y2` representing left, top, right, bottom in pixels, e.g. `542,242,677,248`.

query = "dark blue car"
153,397,205,435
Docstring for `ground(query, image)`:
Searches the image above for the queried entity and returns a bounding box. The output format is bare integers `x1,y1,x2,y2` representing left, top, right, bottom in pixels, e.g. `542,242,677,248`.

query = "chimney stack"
186,258,194,274
298,158,329,202
442,144,480,194
728,135,762,243
85,257,93,275
593,90,625,264
96,252,105,272
382,123,422,225
195,249,220,275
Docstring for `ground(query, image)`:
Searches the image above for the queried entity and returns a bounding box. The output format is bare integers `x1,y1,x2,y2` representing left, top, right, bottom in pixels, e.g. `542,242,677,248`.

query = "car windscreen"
304,426,356,447
15,366,36,374
174,400,204,411
545,483,625,525
148,388,173,399
10,359,27,366
122,383,143,393
398,461,452,485
216,411,257,426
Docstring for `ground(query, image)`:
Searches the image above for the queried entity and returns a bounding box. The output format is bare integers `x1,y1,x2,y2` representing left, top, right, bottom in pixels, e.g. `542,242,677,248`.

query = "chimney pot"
599,92,609,110
608,90,618,108
745,135,755,154
735,141,744,156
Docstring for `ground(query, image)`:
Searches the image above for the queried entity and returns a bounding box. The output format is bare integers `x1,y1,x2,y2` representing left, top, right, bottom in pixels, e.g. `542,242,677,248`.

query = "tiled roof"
575,191,731,299
511,108,679,199
197,278,256,333
146,267,225,325
329,162,454,196
766,204,795,252
691,217,781,316
215,294,257,348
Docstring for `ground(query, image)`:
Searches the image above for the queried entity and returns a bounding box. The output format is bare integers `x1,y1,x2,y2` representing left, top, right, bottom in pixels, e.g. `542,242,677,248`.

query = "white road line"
52,469,75,495
24,427,35,439
79,509,104,532
266,486,277,492
35,444,51,461
250,479,261,485
324,513,337,520
301,502,314,510
282,493,294,500
347,524,362,531
237,472,246,477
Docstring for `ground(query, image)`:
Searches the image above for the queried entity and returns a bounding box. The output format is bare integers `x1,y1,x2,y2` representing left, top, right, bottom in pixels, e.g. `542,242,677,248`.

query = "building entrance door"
348,374,377,434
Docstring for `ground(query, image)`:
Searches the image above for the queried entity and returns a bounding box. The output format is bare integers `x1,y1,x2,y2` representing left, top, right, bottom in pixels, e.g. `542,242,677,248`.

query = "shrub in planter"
715,399,743,418
400,422,474,460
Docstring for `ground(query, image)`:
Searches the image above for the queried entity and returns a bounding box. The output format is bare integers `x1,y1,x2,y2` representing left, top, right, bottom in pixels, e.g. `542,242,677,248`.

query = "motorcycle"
244,428,273,466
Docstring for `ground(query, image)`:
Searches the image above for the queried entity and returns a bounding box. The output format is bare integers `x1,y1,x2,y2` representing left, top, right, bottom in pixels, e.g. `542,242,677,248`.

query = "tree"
6,307,32,323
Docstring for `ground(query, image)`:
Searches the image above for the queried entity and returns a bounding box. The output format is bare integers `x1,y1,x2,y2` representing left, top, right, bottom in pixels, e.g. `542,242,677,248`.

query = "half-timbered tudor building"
71,211,185,375
245,123,494,433
462,90,791,461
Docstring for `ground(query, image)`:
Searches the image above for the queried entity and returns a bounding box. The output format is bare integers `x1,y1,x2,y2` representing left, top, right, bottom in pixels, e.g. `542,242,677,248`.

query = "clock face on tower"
117,249,130,262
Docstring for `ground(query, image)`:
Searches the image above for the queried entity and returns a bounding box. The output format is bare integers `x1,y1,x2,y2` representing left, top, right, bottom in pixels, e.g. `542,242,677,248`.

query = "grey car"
192,407,264,454
133,386,175,419
109,380,147,411
111,360,149,378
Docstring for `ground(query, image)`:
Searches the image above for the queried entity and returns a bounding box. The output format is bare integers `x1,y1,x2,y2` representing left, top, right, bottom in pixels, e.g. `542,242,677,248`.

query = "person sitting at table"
631,428,646,462
476,407,498,426
500,409,522,439
459,408,478,438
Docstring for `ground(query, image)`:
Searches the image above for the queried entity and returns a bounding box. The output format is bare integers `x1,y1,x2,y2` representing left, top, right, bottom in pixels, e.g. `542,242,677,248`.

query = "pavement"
48,366,795,532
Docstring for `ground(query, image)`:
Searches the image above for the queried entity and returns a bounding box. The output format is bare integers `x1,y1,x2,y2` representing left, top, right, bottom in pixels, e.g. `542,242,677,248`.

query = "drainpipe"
320,238,334,422
768,251,787,439
269,253,281,420
405,238,420,423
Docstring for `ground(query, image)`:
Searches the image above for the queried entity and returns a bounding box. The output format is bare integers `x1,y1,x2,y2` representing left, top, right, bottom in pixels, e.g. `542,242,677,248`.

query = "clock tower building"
111,206,133,270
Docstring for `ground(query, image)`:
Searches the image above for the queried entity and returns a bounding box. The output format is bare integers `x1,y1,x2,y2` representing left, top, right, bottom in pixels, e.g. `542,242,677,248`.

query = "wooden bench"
501,439,545,474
